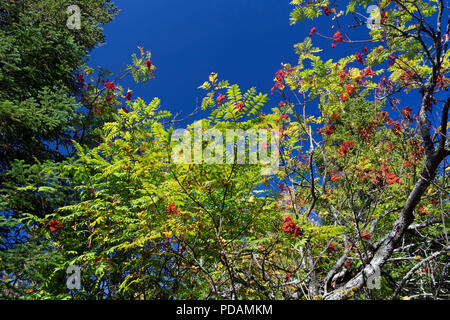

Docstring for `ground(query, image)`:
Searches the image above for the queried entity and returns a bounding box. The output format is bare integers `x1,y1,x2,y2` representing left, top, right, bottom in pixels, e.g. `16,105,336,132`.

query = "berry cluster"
282,216,302,237
217,94,226,106
338,141,355,157
166,202,181,215
48,220,62,233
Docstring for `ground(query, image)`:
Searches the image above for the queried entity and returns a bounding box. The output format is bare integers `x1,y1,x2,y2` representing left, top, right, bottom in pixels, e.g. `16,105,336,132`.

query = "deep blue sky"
87,0,434,126
88,0,368,122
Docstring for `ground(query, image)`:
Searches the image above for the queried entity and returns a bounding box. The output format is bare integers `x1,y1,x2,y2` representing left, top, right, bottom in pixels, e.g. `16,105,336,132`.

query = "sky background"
88,0,379,124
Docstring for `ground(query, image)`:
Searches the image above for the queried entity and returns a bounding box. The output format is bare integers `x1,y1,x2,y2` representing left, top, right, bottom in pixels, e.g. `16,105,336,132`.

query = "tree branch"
392,245,449,299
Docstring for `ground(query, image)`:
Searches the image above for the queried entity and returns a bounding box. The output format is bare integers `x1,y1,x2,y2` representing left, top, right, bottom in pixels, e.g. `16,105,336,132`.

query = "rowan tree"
0,0,119,298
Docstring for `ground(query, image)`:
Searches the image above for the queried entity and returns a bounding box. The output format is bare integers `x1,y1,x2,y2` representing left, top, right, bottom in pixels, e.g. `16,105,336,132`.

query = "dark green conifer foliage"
0,0,118,298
